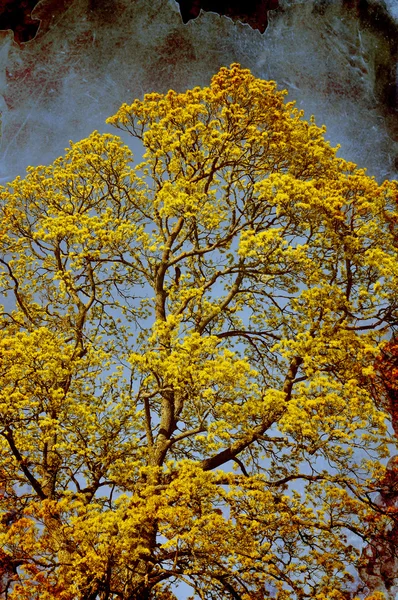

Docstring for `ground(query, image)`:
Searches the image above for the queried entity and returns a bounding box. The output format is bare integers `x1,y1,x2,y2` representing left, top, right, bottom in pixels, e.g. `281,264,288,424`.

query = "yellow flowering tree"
0,64,398,599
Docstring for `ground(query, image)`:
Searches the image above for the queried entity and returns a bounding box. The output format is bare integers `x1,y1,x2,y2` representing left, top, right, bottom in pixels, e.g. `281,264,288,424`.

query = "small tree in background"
0,64,398,599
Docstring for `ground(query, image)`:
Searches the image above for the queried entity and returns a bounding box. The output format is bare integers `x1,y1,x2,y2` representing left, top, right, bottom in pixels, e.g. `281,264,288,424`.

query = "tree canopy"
0,64,398,600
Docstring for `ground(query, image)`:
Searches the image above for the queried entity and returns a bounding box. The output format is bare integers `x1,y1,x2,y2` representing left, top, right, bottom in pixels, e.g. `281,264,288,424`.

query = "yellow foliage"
0,64,397,599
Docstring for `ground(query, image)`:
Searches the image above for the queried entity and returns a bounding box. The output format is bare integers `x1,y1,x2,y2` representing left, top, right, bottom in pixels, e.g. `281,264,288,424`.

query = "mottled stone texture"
0,0,396,184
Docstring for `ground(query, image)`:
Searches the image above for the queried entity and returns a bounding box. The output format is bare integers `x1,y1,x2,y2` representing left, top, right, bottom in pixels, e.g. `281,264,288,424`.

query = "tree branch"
2,427,47,500
200,356,303,472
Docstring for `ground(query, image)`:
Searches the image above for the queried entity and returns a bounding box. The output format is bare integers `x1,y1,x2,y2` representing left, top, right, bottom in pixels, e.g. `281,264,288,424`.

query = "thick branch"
200,356,303,472
0,258,36,324
155,216,185,321
143,395,154,449
215,329,281,341
2,427,47,500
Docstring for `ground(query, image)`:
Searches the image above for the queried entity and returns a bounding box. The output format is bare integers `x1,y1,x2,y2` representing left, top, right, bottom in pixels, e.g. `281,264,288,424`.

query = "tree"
0,63,397,600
